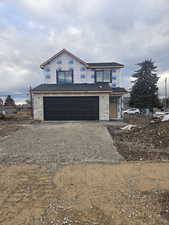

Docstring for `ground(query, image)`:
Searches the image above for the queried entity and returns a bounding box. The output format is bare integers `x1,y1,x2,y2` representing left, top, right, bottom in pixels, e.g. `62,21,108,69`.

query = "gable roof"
40,49,124,69
40,49,88,69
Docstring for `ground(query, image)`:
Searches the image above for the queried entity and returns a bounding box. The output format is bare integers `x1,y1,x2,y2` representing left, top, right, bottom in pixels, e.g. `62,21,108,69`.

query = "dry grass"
4,110,32,120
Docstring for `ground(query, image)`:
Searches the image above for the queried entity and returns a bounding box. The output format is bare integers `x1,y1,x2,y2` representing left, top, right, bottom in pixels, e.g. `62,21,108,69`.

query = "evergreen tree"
129,59,159,111
4,95,15,106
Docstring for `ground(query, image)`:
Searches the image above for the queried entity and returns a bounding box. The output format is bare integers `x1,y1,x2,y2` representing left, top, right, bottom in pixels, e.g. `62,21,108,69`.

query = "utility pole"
165,77,168,110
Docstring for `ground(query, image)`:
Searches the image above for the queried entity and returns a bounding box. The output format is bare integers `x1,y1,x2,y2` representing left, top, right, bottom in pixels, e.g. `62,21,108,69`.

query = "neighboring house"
0,97,17,115
32,49,127,121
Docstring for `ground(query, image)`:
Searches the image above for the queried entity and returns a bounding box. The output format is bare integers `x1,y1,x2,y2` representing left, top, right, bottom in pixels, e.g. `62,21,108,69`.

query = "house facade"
32,49,127,121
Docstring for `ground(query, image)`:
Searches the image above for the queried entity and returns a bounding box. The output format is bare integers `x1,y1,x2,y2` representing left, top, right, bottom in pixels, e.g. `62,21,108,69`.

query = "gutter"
32,90,112,94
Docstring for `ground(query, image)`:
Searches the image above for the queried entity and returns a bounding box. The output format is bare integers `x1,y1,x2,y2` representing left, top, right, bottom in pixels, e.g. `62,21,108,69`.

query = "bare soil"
123,114,152,126
0,162,169,225
1,118,169,224
0,121,21,137
0,119,35,138
108,121,169,161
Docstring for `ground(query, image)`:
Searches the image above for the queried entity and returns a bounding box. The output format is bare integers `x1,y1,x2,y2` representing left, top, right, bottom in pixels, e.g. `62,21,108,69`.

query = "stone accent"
33,93,110,121
99,95,109,120
33,95,43,120
117,96,122,119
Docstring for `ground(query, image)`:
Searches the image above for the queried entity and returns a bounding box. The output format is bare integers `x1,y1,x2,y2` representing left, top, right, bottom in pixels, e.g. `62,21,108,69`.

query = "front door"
109,96,117,119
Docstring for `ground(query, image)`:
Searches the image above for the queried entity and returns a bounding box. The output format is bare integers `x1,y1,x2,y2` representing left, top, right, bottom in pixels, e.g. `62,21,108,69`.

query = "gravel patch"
0,122,123,170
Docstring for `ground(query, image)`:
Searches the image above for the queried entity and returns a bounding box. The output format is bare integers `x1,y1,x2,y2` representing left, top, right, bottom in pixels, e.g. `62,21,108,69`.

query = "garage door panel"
44,96,99,120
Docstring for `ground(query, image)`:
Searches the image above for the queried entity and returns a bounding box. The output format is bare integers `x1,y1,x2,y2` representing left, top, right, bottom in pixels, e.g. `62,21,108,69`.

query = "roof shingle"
32,83,112,91
87,62,124,68
32,83,127,93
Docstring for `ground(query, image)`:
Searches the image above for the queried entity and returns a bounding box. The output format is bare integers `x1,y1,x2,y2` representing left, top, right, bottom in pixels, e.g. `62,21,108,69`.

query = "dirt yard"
108,120,169,161
1,119,169,224
0,162,169,225
0,118,33,138
0,120,21,137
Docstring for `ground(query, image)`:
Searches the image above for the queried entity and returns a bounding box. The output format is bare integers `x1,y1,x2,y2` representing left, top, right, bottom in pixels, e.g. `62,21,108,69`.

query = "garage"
32,83,112,121
43,96,99,120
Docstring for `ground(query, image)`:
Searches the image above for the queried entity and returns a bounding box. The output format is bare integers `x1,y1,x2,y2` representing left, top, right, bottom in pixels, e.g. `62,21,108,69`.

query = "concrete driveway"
0,122,123,170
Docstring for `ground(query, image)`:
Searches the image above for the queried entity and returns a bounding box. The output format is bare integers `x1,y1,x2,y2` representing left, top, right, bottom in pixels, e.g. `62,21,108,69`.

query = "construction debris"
126,121,169,148
162,114,169,122
108,121,169,161
120,124,137,131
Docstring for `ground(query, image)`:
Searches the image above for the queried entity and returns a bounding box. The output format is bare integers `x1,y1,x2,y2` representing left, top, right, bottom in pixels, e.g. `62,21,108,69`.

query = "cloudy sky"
0,0,169,103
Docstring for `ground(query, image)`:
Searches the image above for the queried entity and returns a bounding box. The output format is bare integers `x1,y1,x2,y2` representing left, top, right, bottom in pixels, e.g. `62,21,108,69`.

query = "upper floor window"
57,70,73,84
95,70,112,83
69,60,74,64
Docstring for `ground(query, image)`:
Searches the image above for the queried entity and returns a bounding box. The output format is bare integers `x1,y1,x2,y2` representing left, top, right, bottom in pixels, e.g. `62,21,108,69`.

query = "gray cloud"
0,0,169,102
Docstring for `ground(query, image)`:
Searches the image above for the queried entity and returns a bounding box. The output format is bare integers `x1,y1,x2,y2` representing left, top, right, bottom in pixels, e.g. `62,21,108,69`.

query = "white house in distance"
32,49,127,121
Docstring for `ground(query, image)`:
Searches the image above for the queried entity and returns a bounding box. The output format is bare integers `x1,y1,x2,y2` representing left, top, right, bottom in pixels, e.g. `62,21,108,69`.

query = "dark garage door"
44,96,99,120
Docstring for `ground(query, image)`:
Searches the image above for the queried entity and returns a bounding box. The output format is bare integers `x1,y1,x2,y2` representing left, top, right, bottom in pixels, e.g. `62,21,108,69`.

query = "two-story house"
32,49,127,121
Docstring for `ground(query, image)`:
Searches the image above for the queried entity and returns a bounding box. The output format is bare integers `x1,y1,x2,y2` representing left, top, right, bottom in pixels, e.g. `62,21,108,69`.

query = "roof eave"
111,91,128,95
32,90,112,94
87,65,124,69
